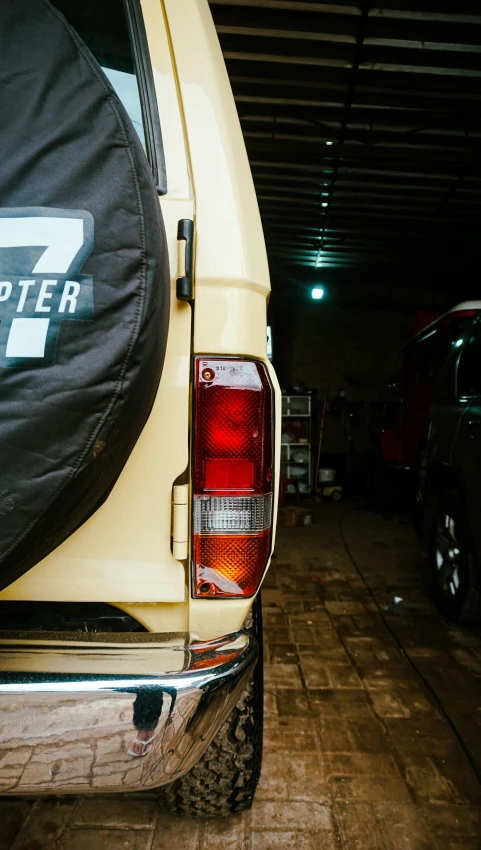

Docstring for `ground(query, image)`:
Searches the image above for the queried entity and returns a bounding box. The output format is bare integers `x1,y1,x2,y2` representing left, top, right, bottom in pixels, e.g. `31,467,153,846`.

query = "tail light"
192,357,274,598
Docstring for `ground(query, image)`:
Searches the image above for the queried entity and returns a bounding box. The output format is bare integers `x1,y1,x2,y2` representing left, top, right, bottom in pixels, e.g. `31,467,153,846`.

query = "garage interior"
2,1,481,848
211,0,481,846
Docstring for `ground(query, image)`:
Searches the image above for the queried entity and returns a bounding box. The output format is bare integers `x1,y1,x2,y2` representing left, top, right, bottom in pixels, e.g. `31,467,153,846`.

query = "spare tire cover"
0,0,170,590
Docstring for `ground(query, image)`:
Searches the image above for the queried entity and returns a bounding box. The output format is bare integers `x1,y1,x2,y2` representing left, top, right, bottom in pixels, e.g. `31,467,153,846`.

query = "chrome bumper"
0,630,256,794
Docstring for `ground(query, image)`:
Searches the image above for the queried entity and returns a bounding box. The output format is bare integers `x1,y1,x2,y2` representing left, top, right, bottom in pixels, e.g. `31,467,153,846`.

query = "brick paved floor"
2,503,481,849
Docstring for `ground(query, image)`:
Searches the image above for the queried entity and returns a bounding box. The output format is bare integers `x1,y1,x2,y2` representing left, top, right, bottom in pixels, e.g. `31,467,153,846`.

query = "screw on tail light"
193,357,274,598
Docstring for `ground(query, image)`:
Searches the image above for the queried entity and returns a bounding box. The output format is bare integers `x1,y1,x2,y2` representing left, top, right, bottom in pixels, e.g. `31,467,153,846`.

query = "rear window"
51,0,165,192
457,322,481,398
413,331,445,385
449,315,473,348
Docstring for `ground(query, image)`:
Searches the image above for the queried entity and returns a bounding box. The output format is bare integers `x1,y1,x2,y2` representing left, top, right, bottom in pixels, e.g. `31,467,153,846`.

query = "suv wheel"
428,489,481,623
157,594,264,816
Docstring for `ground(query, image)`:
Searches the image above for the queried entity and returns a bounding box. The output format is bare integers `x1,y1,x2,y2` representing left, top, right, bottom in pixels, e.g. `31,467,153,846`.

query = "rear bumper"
0,630,256,794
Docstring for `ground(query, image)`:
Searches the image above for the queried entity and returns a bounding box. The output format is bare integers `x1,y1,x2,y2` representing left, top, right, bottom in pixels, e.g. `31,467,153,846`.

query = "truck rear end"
0,0,280,813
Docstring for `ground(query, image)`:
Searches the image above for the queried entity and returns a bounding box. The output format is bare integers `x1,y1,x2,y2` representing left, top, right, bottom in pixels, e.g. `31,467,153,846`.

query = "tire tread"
157,600,263,816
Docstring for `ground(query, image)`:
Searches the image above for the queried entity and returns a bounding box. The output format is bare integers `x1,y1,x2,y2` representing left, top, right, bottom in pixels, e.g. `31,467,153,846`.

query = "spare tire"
0,0,170,590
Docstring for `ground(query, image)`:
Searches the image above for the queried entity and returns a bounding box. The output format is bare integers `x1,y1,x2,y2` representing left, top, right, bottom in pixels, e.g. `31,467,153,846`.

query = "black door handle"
176,219,194,302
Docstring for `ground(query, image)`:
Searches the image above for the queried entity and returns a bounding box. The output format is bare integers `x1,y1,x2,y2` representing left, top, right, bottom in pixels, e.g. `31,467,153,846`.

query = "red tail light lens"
193,357,274,598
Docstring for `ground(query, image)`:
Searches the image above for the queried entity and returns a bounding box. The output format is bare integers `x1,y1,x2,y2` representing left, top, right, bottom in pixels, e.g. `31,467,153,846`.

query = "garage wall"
270,300,413,402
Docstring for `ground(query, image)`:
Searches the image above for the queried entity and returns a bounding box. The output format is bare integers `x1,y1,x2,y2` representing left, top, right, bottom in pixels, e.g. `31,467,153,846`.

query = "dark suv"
421,317,481,623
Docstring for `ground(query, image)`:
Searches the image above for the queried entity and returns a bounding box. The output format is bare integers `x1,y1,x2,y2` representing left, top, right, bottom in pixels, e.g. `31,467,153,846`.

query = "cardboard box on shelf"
280,506,314,527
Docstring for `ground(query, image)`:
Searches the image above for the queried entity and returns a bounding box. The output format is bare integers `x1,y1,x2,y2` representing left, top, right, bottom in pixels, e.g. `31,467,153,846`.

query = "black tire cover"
0,0,170,590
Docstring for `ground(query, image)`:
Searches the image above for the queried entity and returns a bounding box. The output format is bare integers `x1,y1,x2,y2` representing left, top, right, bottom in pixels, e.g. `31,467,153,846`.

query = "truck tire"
428,489,481,624
158,595,264,816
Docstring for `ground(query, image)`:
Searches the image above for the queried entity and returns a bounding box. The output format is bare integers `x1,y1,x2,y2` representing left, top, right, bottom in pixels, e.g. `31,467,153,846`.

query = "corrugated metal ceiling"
209,0,481,288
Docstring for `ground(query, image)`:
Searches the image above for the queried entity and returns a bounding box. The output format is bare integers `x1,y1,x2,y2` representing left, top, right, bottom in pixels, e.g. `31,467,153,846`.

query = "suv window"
51,0,165,192
457,322,481,398
413,331,444,385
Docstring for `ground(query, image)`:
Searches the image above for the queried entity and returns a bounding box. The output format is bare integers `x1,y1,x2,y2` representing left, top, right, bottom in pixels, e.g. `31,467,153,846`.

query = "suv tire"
428,488,481,624
158,595,264,816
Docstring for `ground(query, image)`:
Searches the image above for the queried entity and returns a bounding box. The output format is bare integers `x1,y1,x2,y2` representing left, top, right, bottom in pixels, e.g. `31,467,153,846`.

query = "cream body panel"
164,0,270,360
142,0,191,199
0,2,193,604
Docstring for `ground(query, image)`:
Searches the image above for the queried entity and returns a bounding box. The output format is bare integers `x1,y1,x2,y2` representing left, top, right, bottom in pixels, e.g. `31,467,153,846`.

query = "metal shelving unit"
281,394,312,495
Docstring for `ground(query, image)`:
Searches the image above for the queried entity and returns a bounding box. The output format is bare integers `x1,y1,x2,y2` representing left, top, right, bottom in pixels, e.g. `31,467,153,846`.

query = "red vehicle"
381,302,481,472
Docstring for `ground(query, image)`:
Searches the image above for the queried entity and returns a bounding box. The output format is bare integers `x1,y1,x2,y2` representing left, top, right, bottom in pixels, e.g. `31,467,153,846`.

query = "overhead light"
453,338,464,348
325,140,334,146
321,202,328,207
311,287,325,300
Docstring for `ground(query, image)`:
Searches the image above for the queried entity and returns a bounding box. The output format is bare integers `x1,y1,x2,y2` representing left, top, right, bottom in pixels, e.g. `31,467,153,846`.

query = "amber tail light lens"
192,357,274,598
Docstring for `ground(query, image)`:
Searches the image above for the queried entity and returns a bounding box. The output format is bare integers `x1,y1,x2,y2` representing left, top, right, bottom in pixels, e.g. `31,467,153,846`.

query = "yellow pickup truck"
0,0,280,815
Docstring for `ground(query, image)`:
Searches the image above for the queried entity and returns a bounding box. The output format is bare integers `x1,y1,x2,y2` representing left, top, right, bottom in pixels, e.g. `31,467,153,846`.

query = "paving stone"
59,829,153,850
336,802,434,849
388,732,461,759
264,663,303,690
330,774,413,805
257,751,328,802
356,663,416,691
0,801,32,850
383,715,452,740
263,722,320,754
284,600,305,615
423,804,481,839
198,814,246,850
10,798,76,849
320,715,392,754
335,803,385,849
251,831,335,849
275,690,311,717
151,812,199,850
309,689,374,719
401,755,481,805
325,601,367,616
250,800,332,831
263,611,289,628
264,690,278,717
264,728,320,754
372,804,434,849
369,689,433,719
327,754,412,804
265,628,291,644
300,656,364,690
72,797,158,829
268,644,298,664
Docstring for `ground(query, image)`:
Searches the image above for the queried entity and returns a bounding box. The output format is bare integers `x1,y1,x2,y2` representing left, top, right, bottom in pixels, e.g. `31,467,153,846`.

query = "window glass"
51,0,146,149
413,331,444,385
457,323,481,398
449,315,472,350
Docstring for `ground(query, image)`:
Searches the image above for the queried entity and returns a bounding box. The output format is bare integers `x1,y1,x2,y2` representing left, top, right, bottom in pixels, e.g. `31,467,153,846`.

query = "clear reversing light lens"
194,494,272,534
192,357,274,598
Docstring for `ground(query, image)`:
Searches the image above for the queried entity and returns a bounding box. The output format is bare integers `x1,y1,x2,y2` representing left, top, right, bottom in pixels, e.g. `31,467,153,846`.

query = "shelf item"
281,394,313,496
282,396,311,417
